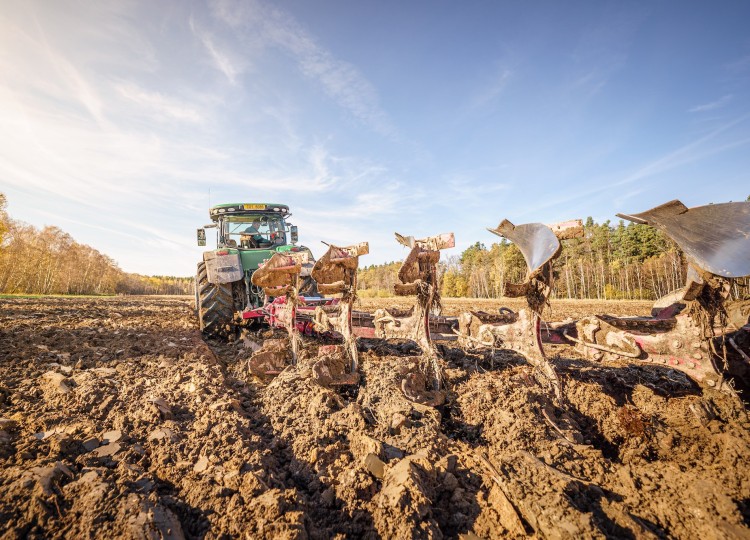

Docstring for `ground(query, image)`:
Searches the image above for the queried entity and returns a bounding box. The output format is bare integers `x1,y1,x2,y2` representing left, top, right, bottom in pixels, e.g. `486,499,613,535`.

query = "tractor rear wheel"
196,262,235,337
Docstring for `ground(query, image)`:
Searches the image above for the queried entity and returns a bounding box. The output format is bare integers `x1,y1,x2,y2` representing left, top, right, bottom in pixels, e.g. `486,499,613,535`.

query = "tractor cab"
224,214,287,249
197,203,298,250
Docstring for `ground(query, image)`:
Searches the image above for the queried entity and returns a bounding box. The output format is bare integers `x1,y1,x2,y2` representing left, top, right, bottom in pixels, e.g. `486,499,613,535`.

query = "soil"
1,295,749,539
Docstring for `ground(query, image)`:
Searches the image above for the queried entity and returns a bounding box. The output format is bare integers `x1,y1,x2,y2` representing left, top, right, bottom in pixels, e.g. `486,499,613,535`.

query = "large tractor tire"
196,262,235,337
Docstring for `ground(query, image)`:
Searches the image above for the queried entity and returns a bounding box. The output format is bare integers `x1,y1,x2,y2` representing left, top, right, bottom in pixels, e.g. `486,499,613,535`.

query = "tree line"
0,193,193,296
440,219,682,300
359,201,750,301
2,191,747,300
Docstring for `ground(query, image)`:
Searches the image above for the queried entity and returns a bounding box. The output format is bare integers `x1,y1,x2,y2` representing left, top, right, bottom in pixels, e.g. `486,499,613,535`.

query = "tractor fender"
203,250,242,284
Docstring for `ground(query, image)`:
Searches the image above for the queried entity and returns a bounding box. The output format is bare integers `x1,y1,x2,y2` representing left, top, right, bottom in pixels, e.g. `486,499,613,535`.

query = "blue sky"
1,0,749,276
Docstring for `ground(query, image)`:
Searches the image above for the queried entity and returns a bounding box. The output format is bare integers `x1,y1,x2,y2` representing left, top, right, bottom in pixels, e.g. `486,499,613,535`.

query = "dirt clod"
0,295,748,539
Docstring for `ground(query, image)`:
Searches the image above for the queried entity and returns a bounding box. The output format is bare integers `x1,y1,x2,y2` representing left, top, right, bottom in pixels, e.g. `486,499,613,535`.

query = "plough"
553,200,750,395
241,198,750,407
247,243,371,384
308,242,369,386
372,232,455,406
456,219,584,405
247,251,308,374
245,237,458,388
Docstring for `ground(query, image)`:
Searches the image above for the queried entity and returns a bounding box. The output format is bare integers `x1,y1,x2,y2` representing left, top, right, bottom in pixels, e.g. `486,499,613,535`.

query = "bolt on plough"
556,199,750,396
308,242,370,386
456,219,584,406
373,232,455,406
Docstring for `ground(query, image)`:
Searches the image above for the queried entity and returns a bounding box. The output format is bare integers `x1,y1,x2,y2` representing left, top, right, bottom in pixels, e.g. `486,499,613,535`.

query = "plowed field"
1,295,748,539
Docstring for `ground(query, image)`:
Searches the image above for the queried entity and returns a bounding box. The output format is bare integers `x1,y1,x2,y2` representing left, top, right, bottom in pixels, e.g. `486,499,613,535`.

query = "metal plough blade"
374,232,454,404
617,200,750,279
488,219,584,294
251,252,309,366
458,219,583,406
488,221,560,280
311,242,369,377
570,200,750,395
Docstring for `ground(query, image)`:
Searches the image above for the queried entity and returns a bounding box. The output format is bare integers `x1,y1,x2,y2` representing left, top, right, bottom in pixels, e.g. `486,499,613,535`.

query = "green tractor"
195,203,318,336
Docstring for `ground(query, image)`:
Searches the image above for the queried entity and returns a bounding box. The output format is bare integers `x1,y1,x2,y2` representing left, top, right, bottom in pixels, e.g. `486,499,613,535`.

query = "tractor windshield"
223,214,287,249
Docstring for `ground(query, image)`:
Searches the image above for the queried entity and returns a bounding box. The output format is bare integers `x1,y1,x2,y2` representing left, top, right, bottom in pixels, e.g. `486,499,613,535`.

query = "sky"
1,0,749,276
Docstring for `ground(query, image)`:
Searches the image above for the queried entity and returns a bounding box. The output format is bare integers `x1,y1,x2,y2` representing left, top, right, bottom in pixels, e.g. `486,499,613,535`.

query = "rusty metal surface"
349,310,456,337
311,242,369,292
571,313,735,394
251,252,307,364
311,242,369,373
394,232,453,289
374,232,454,398
547,219,585,240
617,200,750,278
251,252,306,296
395,232,455,251
457,309,564,404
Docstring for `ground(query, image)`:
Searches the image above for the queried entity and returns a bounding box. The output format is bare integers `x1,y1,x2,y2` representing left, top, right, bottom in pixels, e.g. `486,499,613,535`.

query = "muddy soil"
1,296,748,539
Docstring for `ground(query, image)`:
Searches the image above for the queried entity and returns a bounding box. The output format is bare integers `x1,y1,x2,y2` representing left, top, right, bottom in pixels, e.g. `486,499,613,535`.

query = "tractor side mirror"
197,228,206,246
290,225,298,244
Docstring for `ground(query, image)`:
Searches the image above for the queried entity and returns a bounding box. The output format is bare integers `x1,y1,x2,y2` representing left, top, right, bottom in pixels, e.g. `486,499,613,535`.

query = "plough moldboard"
372,232,455,406
553,200,750,397
455,218,584,406
239,199,750,408
247,251,308,374
308,242,369,386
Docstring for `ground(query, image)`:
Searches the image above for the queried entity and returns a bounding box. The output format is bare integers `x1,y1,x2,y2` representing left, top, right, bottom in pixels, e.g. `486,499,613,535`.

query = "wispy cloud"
613,187,647,207
189,17,244,84
208,144,354,194
468,68,513,111
508,115,750,220
617,115,750,184
563,6,644,100
725,54,750,74
443,174,511,205
35,210,143,243
0,14,108,126
301,181,409,220
209,0,395,137
569,69,608,97
689,94,733,113
115,82,204,123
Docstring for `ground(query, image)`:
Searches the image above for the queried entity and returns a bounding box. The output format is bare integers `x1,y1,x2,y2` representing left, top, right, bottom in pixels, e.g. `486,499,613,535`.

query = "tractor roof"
209,203,290,220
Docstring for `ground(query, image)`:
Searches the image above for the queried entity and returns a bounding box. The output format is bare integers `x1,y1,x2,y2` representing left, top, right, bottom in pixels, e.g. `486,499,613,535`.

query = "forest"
2,192,748,299
0,193,192,296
